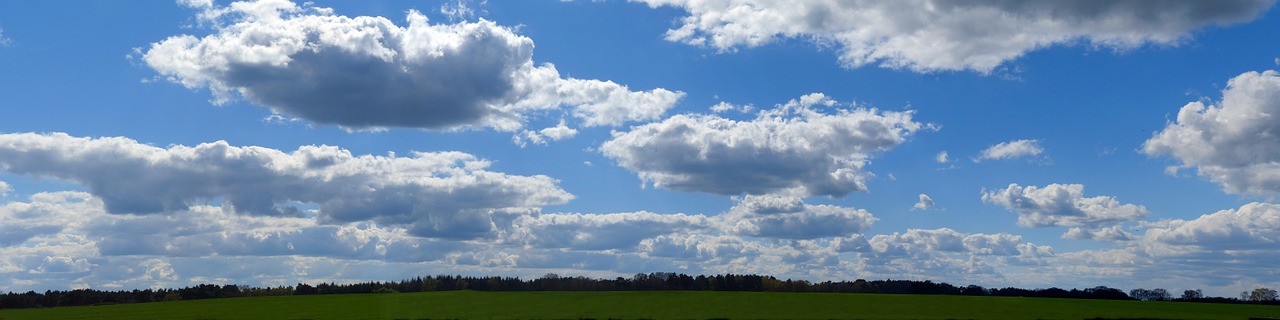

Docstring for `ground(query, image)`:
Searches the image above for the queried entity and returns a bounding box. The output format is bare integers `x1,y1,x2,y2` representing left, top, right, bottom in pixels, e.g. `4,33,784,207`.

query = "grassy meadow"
3,290,1278,319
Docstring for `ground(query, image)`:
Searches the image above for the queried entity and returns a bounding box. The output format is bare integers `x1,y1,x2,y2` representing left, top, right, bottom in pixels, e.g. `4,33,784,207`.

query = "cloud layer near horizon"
143,0,682,131
0,187,1059,293
639,0,1274,72
3,177,1278,297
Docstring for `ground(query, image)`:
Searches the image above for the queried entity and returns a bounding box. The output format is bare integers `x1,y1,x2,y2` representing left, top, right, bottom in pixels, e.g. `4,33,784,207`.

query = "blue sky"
1,0,1280,296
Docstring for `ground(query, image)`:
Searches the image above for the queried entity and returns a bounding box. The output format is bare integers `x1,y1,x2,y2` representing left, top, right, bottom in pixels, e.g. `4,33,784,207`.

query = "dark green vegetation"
0,273,1168,309
3,290,1279,320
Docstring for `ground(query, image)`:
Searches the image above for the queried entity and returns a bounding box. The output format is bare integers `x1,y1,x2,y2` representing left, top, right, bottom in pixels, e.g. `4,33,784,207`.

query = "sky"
0,0,1279,297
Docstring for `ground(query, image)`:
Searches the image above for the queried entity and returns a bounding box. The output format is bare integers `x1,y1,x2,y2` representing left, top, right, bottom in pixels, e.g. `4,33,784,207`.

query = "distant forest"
2,272,1276,309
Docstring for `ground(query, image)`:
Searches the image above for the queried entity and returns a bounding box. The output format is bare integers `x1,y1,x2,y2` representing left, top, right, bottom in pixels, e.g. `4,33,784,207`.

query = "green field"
3,291,1278,319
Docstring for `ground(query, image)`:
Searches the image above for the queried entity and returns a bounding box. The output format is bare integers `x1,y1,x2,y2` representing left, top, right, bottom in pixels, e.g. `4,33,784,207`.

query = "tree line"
2,272,1276,309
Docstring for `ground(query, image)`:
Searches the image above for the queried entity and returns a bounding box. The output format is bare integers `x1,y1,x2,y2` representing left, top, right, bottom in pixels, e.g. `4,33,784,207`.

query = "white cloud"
0,132,572,239
539,121,578,141
912,194,935,211
1143,70,1280,197
710,101,753,113
1145,202,1280,250
854,228,1053,279
144,0,681,131
0,180,10,196
638,233,751,261
975,139,1043,162
1062,226,1135,242
638,0,1274,73
0,27,10,46
982,183,1147,228
515,120,580,147
935,151,950,163
601,93,928,196
720,194,877,239
505,211,710,251
867,229,1028,257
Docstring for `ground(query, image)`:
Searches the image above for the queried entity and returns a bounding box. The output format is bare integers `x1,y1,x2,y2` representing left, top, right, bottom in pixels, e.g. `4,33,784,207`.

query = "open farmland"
3,290,1279,320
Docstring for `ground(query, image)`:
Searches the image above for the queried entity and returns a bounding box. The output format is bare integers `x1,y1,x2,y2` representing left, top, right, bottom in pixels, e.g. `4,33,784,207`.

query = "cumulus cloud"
601,93,928,197
1144,70,1280,197
638,0,1274,73
720,194,877,239
975,139,1043,162
935,151,950,163
1145,202,1280,250
912,194,935,211
0,180,10,196
143,0,682,131
982,183,1147,228
0,132,572,239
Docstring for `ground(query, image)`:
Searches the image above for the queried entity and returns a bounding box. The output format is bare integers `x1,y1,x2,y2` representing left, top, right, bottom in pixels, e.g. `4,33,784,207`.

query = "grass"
3,290,1279,319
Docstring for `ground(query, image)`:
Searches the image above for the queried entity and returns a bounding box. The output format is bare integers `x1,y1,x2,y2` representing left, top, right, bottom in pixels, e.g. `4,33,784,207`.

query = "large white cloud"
637,0,1274,73
0,132,572,239
601,93,927,197
982,183,1147,228
1144,70,1280,197
143,0,682,131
